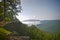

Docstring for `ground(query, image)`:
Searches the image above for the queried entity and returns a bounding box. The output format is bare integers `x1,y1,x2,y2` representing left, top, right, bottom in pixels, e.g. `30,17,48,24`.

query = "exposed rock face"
6,31,31,40
7,36,31,40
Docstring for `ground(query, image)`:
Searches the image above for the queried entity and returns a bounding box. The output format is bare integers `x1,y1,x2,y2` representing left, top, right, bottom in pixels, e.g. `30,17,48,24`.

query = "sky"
16,0,60,21
0,0,2,2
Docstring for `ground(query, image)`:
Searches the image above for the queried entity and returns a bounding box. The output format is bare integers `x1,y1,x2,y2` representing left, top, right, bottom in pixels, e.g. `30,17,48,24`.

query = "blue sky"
17,0,60,21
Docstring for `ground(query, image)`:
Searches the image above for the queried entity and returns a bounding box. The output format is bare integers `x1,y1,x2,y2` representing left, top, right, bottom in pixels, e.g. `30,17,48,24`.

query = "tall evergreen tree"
0,0,21,22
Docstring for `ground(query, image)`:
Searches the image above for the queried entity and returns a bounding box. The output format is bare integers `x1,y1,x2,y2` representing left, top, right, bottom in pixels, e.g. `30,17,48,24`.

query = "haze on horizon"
16,0,60,21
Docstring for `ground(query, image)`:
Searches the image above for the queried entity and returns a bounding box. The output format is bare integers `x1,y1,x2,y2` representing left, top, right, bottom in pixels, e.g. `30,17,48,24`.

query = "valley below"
22,19,60,33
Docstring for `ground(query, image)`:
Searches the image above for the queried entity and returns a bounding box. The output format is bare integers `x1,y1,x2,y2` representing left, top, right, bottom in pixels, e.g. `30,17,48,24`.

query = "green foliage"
0,27,11,35
0,2,4,13
0,1,4,21
0,13,4,21
3,22,60,40
54,32,60,40
0,27,11,40
0,0,21,22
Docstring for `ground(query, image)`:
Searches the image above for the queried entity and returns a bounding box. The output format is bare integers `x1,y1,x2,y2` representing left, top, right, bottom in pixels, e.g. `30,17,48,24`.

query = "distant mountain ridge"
22,19,41,26
22,19,40,22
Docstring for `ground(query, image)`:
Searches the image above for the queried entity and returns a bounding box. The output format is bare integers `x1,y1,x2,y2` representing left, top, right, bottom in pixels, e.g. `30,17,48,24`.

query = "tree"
0,0,21,22
0,0,4,21
54,32,60,40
